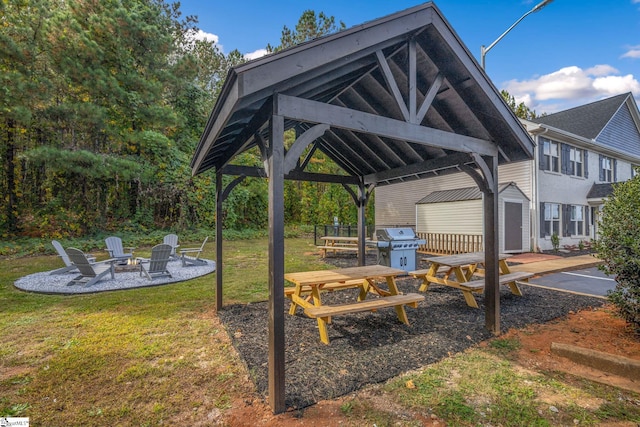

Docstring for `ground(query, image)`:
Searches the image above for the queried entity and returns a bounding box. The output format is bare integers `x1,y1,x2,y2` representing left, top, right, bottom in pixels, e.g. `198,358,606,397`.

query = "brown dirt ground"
222,304,640,426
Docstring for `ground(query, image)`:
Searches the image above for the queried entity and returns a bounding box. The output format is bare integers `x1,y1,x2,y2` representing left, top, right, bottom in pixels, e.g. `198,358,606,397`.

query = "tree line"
1,1,368,238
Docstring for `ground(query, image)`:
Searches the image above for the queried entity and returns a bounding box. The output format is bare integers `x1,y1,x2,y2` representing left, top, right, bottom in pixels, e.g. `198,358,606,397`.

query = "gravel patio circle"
13,258,216,294
219,254,606,409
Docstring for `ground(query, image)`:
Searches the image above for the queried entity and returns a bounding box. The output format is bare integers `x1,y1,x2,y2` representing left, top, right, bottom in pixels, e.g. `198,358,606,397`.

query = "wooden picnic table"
284,265,424,344
409,252,533,308
317,236,368,257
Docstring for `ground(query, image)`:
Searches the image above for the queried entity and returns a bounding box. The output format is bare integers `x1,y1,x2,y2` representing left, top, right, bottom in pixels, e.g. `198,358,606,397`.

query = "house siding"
376,94,640,253
597,104,640,157
534,135,638,250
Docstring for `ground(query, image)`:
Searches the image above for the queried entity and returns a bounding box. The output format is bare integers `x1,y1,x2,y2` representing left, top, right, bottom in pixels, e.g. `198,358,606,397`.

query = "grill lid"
375,227,418,241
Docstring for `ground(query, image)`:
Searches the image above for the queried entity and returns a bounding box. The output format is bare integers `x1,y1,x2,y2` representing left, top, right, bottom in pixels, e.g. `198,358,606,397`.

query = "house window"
633,165,639,178
542,139,559,172
569,147,584,177
543,203,560,237
601,156,613,182
569,205,586,236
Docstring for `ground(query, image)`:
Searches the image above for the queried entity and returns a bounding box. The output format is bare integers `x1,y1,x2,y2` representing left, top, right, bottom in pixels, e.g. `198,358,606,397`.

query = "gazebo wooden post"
460,153,500,334
215,174,246,311
215,171,223,311
267,112,286,413
357,181,367,266
481,154,500,334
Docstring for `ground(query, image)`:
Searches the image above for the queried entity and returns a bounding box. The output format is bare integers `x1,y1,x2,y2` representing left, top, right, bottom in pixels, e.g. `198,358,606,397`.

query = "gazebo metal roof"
191,2,534,413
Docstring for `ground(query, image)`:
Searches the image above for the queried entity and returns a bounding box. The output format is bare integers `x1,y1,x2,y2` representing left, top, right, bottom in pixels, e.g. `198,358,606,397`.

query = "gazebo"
191,2,534,413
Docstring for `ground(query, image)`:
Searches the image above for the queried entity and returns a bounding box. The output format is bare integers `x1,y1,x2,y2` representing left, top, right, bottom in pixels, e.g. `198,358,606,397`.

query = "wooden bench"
316,245,359,257
303,293,425,344
463,271,534,290
285,279,367,315
446,271,535,308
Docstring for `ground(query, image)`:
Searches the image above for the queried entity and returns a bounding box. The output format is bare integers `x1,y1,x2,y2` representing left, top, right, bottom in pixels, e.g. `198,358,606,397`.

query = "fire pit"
374,227,426,272
114,258,141,273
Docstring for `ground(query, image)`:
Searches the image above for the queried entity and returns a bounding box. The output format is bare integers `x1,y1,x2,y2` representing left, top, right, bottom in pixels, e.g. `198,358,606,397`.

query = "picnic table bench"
285,265,423,344
410,252,533,308
317,236,368,257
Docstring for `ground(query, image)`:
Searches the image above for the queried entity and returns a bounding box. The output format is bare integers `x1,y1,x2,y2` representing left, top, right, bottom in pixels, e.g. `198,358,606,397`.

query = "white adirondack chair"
105,236,135,263
139,244,173,280
162,234,179,259
50,240,95,275
66,248,116,287
180,236,208,267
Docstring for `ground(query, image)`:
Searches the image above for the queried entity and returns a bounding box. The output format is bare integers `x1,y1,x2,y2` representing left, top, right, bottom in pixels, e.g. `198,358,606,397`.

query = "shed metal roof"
191,2,534,184
416,182,526,204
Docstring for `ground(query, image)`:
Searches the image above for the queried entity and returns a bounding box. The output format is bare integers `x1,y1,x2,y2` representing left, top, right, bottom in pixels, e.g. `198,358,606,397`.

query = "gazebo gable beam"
274,94,498,157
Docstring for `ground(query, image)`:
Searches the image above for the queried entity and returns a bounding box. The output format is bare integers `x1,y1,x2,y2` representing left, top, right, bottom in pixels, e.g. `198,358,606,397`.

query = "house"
375,92,640,252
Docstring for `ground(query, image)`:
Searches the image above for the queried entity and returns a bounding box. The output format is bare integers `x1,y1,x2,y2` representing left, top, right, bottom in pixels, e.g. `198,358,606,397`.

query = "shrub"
550,233,560,252
595,176,640,334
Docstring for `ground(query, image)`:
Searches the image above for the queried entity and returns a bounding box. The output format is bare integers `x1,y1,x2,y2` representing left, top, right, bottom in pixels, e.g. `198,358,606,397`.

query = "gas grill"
375,227,426,272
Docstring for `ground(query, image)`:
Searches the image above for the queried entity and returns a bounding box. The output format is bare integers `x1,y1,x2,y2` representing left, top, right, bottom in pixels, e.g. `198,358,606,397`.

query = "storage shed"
416,182,530,253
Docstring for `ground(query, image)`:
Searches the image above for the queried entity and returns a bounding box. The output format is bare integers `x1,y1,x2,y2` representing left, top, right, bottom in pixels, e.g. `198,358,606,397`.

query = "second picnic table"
409,252,534,308
284,265,424,344
317,236,363,257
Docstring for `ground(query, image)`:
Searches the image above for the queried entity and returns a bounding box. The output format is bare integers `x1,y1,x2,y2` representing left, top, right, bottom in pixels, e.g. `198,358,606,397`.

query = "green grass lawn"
1,237,639,426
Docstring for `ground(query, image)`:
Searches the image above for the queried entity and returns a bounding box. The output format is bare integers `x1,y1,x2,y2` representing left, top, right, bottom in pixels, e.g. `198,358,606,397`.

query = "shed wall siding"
416,200,483,234
375,161,533,227
375,172,475,227
497,161,534,200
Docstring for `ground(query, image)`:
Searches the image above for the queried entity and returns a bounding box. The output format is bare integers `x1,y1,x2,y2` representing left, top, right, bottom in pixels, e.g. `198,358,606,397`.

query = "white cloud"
192,29,219,44
502,65,640,113
621,45,640,59
244,49,269,60
593,74,640,94
186,29,224,52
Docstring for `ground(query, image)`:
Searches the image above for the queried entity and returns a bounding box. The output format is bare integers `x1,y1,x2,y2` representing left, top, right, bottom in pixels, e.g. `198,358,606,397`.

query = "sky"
177,0,640,114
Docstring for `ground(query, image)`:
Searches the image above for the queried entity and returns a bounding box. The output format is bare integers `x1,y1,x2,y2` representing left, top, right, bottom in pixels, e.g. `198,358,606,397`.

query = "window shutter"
562,204,571,237
539,139,547,170
599,154,604,181
561,143,570,175
613,159,617,182
583,150,588,178
585,206,590,237
540,202,545,238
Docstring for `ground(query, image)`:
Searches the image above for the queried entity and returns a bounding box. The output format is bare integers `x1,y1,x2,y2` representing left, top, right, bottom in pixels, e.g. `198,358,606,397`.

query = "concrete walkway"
508,254,602,275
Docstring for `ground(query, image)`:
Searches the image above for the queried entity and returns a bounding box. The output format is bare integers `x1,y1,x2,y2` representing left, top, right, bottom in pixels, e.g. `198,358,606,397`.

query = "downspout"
530,126,549,252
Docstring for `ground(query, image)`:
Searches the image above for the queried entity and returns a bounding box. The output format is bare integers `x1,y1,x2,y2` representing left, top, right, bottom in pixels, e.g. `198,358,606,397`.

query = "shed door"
504,202,522,251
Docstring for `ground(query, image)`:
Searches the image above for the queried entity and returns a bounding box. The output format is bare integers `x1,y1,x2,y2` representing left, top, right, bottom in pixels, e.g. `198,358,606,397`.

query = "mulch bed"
218,253,605,409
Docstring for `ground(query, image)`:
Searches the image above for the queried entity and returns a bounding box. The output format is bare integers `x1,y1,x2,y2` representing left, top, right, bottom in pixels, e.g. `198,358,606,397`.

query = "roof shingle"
532,93,630,139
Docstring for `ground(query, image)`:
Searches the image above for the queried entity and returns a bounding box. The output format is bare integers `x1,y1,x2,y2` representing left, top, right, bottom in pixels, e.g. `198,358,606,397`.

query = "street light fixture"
481,0,554,70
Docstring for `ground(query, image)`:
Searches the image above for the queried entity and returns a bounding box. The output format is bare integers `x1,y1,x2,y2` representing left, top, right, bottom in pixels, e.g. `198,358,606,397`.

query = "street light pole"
481,0,554,70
